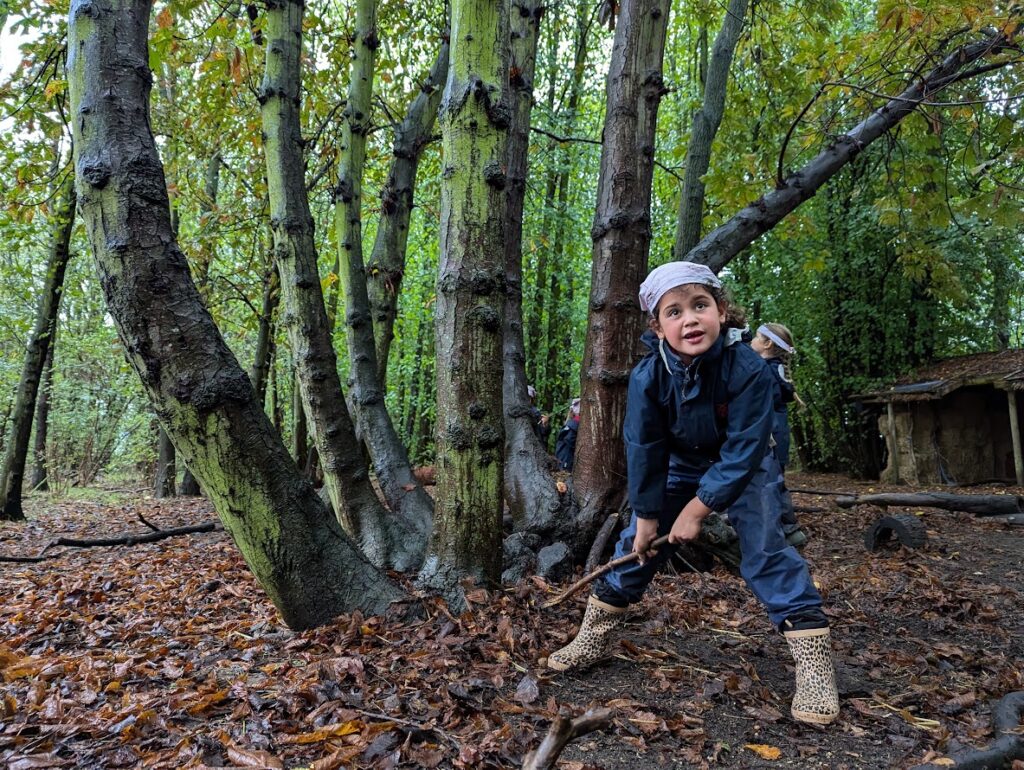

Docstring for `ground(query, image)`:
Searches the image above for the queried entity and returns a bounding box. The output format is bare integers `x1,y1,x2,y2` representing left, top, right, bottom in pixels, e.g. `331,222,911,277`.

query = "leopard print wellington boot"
784,627,840,725
546,596,626,672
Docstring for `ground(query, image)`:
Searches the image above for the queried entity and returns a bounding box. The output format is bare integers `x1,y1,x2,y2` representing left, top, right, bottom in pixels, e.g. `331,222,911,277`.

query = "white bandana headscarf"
639,261,722,316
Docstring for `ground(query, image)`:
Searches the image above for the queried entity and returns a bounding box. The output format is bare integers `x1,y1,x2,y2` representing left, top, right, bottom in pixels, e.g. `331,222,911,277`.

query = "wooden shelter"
856,350,1024,486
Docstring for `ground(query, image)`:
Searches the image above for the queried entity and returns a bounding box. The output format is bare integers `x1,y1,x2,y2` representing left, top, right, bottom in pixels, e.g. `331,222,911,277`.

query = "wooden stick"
543,536,669,609
24,521,221,559
522,707,614,770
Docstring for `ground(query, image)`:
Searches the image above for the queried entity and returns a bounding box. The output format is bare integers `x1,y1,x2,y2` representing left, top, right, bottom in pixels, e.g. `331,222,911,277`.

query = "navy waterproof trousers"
596,453,822,627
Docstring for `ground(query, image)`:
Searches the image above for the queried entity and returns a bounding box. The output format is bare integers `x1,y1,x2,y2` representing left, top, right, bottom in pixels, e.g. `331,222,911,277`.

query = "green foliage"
1,0,1021,485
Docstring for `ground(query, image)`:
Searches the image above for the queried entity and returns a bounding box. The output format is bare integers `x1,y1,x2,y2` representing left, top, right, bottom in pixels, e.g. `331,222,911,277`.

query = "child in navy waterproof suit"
751,323,802,541
546,262,839,726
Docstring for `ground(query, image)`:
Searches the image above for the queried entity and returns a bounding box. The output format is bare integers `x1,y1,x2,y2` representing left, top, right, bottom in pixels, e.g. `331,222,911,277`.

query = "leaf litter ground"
1,473,1022,769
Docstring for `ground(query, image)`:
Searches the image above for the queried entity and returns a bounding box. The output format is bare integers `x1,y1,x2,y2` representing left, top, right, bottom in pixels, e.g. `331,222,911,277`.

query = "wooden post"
1007,390,1024,486
887,401,900,484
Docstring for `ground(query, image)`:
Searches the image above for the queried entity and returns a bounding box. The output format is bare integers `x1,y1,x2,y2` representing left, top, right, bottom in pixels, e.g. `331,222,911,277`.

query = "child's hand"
668,499,712,544
632,517,660,564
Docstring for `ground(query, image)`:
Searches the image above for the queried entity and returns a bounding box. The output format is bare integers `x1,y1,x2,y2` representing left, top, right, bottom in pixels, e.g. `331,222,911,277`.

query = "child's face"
652,284,726,363
751,333,771,358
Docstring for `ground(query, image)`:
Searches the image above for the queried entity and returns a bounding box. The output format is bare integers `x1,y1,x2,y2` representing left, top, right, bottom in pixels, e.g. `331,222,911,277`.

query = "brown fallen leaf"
226,744,285,768
281,720,363,744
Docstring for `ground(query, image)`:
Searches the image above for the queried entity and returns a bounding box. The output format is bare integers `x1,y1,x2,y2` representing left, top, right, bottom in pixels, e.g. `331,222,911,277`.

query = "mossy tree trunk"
67,0,406,629
502,0,565,534
573,0,670,547
419,0,511,599
0,171,76,521
260,0,413,568
367,37,449,388
334,0,434,551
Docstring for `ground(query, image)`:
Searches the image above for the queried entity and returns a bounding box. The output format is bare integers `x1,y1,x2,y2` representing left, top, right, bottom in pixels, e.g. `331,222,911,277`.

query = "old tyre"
864,514,928,551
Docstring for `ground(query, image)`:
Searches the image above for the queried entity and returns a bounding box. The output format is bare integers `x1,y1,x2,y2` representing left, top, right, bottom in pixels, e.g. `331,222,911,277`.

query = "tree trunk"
67,0,406,629
30,322,56,493
193,151,222,295
687,24,1021,272
250,261,280,404
260,0,402,566
0,172,76,521
419,0,511,599
367,38,449,388
292,367,308,471
572,0,670,547
178,150,225,498
672,0,748,258
334,0,434,551
542,5,591,417
154,427,176,498
524,12,560,389
502,0,565,533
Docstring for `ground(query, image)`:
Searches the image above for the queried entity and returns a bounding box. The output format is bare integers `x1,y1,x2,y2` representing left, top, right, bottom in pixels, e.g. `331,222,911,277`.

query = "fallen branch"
0,521,222,562
40,521,219,553
522,707,614,770
835,492,1024,517
137,511,162,531
793,505,826,513
544,536,669,609
912,691,1024,770
790,487,853,496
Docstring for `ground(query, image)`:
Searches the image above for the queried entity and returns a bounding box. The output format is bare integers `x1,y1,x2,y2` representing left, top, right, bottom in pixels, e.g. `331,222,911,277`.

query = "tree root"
912,691,1024,769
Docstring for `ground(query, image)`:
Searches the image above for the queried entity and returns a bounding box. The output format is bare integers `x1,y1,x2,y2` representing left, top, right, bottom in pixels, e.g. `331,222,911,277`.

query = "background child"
751,323,803,543
545,262,838,726
554,397,581,471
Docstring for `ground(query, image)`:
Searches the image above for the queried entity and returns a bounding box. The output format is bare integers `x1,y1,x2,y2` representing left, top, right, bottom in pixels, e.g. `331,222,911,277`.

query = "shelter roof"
855,349,1024,403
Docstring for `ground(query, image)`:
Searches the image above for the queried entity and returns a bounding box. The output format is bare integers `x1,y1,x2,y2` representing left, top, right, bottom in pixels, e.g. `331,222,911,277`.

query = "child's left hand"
668,499,713,544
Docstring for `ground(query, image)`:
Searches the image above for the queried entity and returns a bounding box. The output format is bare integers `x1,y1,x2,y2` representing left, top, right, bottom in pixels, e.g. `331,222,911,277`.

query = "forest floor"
1,472,1023,770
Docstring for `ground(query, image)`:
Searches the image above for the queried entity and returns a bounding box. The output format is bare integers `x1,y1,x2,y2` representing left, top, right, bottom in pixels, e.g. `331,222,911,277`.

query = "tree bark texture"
572,0,670,545
502,0,566,534
259,0,396,562
334,0,434,554
30,323,56,492
672,0,748,259
68,0,405,629
420,0,511,594
688,24,1022,272
367,38,449,388
0,172,76,521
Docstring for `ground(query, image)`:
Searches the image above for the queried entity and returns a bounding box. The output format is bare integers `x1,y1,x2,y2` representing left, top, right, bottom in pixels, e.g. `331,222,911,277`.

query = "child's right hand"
633,517,660,564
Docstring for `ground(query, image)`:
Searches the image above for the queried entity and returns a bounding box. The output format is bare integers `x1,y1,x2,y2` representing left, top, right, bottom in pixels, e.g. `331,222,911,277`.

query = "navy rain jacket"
763,356,795,467
624,329,774,518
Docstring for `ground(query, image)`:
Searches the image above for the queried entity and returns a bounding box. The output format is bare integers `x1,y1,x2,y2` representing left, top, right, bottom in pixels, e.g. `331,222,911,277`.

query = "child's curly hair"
648,282,747,331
